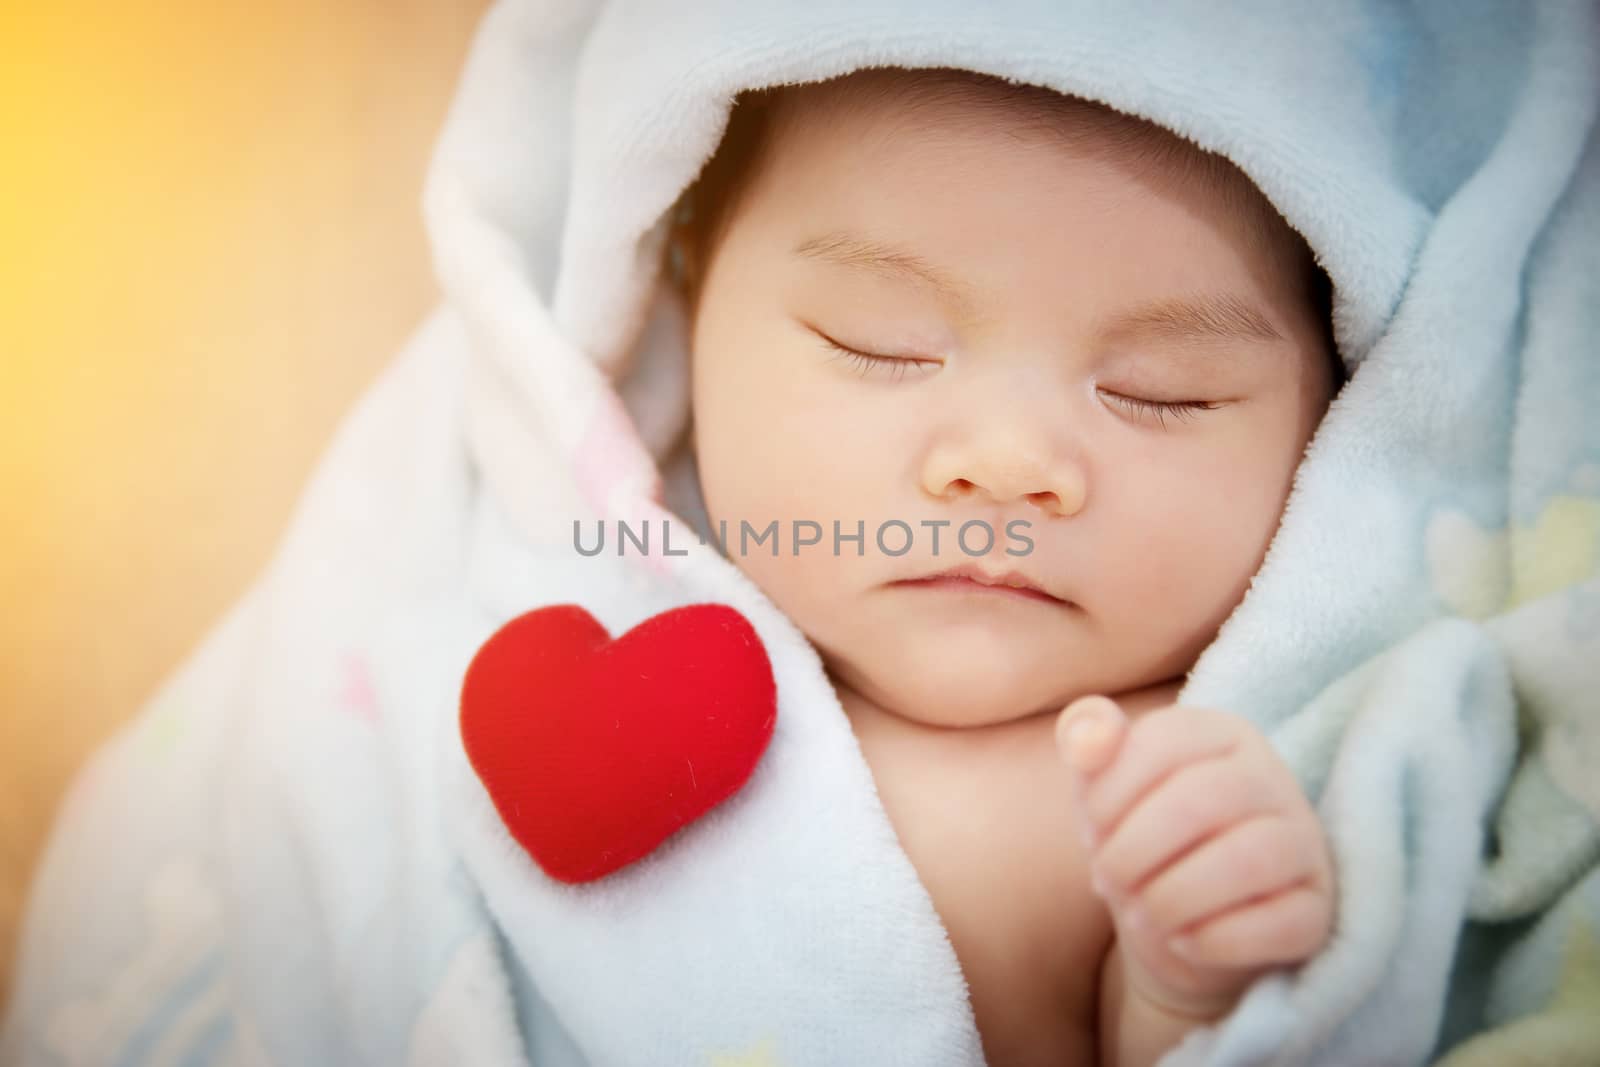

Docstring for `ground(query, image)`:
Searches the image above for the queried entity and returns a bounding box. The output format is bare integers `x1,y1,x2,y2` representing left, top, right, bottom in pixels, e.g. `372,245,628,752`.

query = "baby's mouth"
891,564,1072,606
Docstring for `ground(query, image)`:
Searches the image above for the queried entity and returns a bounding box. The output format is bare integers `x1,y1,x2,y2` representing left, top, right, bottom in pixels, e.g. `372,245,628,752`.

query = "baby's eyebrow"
1094,293,1283,348
792,231,985,325
793,230,1283,348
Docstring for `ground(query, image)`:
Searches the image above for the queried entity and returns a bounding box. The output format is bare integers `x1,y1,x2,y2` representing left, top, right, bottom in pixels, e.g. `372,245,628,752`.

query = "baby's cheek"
741,542,840,623
1084,501,1253,673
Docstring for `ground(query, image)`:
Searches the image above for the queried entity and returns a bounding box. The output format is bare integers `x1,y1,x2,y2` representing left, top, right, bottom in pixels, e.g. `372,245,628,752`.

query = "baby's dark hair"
664,66,1342,387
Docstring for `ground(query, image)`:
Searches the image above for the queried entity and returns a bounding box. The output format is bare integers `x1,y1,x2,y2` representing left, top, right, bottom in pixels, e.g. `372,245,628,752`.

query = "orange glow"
0,0,490,1007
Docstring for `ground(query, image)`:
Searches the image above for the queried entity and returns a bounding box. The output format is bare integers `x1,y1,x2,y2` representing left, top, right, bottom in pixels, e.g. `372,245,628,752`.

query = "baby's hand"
1056,695,1335,1021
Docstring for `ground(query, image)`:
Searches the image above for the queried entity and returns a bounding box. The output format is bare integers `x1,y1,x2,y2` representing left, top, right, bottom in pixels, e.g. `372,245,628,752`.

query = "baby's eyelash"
1102,391,1221,428
817,336,940,382
813,332,1218,427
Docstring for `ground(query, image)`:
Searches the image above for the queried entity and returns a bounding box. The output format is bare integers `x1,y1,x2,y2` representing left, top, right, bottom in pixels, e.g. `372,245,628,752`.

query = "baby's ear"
663,229,692,292
664,194,701,293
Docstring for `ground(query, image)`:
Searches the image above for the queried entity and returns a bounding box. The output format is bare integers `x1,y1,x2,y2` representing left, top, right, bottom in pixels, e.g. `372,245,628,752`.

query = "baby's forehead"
764,69,1303,273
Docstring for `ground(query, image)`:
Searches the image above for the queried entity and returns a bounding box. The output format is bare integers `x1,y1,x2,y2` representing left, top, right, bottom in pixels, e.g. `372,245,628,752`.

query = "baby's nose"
923,445,1086,517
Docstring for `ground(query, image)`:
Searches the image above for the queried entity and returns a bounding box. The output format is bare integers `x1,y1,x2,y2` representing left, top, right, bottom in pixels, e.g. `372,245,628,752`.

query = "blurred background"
1,0,495,1009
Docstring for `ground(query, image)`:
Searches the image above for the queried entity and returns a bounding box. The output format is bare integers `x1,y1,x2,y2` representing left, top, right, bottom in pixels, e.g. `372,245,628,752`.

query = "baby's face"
688,85,1336,729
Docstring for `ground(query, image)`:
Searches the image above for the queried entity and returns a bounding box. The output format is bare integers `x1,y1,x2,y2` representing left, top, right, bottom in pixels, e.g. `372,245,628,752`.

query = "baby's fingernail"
1067,717,1106,748
1061,700,1115,762
1064,694,1117,724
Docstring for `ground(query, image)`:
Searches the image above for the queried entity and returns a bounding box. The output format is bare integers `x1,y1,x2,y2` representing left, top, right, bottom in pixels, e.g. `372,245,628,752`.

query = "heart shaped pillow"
460,603,778,883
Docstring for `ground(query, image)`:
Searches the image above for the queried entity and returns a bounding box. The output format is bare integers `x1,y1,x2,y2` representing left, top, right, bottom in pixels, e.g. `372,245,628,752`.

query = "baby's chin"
821,638,1080,731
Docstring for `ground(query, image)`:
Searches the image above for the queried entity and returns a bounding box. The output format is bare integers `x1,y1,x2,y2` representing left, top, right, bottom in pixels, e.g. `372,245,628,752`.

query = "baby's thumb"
1056,695,1126,777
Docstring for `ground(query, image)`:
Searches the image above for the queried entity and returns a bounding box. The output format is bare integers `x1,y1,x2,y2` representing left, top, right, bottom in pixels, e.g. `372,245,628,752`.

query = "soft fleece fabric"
5,2,1600,1065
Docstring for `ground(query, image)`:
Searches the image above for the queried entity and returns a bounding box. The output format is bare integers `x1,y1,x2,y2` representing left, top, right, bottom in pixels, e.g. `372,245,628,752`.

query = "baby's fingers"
1076,706,1245,841
1091,755,1264,901
1139,819,1337,959
1135,814,1330,948
1056,695,1128,778
1170,884,1332,969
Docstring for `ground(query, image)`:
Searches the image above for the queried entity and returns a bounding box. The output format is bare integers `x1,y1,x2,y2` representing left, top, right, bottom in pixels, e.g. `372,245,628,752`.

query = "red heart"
459,603,777,883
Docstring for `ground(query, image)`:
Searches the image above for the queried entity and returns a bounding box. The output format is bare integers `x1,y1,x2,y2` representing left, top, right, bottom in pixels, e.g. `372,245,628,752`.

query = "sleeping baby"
666,67,1345,1067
